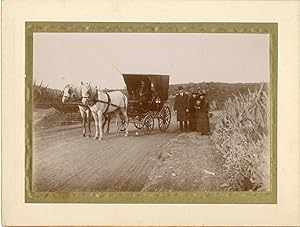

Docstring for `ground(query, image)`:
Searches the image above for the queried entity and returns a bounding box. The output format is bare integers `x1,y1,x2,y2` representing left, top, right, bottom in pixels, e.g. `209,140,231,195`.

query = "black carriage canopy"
122,74,170,101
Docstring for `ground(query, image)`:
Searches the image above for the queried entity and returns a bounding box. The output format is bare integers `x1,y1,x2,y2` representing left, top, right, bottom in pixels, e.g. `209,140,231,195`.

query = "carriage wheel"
158,106,171,132
133,116,143,129
143,114,154,135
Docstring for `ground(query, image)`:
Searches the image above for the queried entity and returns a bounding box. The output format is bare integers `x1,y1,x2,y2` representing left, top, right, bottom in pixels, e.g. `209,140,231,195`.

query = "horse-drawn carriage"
62,73,171,139
122,74,171,135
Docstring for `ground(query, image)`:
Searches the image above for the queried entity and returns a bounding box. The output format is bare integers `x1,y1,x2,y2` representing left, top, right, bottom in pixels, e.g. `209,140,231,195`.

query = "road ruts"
32,111,224,192
32,114,179,192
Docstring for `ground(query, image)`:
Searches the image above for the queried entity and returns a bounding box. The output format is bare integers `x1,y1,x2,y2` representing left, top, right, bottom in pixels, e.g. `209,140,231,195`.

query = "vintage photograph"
4,0,300,224
32,31,271,193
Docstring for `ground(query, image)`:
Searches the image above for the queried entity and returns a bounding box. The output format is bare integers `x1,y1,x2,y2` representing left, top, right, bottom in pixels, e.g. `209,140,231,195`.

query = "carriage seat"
128,99,139,105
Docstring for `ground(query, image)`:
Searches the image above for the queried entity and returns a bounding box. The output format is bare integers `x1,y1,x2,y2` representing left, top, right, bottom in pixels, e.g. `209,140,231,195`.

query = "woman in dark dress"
188,92,198,131
195,92,210,135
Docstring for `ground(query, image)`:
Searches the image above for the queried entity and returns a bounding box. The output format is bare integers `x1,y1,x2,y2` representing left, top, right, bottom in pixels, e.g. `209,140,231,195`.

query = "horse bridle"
63,87,73,99
62,88,87,107
81,87,92,100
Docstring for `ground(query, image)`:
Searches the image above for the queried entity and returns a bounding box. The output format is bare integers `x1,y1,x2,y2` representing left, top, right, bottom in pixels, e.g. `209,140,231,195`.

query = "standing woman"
188,91,198,131
195,91,210,135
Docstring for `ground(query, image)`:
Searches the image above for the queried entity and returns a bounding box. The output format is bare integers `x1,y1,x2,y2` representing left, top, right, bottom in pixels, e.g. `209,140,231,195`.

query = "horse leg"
114,111,121,136
102,114,110,135
84,115,88,137
106,115,110,134
102,114,107,134
92,112,99,140
87,109,91,137
121,108,129,137
98,111,104,140
80,110,86,137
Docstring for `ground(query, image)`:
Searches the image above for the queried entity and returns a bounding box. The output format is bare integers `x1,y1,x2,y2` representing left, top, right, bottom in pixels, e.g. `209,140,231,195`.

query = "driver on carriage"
137,80,152,107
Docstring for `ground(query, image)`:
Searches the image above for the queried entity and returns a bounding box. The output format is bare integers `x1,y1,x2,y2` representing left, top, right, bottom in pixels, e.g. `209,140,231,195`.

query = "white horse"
62,84,112,137
80,82,128,140
62,84,92,137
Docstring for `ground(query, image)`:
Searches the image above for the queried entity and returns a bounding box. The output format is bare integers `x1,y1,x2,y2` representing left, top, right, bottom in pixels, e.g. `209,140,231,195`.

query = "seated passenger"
128,90,136,100
137,80,151,106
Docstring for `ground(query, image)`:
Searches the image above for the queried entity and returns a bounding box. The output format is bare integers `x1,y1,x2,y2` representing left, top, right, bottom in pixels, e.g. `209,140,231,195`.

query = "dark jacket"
195,99,210,134
189,96,198,115
137,84,151,104
195,99,209,114
137,84,151,97
174,93,189,121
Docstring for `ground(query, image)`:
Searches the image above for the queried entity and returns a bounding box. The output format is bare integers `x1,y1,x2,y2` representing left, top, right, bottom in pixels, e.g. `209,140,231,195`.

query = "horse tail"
122,93,128,110
123,93,128,110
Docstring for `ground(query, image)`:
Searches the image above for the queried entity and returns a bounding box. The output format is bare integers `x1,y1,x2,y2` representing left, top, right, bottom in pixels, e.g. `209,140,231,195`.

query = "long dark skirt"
196,112,210,134
189,112,197,131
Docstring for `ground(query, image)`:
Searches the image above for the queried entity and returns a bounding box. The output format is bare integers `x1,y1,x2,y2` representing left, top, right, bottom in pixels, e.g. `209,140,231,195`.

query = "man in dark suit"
174,86,189,132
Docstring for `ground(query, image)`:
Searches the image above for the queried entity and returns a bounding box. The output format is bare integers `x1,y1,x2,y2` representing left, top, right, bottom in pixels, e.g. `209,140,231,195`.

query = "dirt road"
32,111,225,192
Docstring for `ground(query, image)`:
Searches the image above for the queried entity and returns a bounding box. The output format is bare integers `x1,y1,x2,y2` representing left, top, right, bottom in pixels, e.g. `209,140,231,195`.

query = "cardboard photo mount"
1,0,300,226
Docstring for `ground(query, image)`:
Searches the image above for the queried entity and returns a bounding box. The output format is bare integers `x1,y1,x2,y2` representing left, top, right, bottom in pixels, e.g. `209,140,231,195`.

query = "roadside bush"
210,100,218,111
211,84,269,191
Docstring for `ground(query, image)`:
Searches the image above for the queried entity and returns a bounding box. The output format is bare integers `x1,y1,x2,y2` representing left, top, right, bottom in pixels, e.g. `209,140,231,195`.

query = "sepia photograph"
31,28,272,195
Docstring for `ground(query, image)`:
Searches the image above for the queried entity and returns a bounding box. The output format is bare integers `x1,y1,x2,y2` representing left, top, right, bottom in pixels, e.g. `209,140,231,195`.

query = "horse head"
81,81,97,105
62,84,76,103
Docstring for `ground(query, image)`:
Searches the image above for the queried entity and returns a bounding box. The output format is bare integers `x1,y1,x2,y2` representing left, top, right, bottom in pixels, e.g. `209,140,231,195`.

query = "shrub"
211,84,269,191
210,100,218,111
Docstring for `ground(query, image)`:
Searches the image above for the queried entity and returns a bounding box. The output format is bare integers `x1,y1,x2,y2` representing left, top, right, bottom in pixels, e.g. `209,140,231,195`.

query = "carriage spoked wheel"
142,114,154,135
158,105,171,132
133,116,143,129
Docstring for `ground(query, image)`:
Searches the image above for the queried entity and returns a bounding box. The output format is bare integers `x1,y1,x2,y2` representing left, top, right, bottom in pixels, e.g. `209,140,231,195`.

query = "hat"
178,85,183,91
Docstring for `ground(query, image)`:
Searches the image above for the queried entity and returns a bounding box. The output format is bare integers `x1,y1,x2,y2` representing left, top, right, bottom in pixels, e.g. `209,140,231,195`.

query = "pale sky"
33,33,269,90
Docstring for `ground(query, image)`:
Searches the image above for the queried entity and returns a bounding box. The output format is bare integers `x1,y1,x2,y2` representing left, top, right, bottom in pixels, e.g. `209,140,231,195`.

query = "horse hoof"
82,134,86,137
99,137,103,141
94,136,98,140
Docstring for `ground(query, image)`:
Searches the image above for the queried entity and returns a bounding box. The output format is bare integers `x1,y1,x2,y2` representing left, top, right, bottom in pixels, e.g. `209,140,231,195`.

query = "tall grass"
212,84,269,191
210,100,218,111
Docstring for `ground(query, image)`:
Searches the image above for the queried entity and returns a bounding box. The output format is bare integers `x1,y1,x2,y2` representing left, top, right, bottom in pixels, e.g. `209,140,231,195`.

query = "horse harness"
88,92,121,114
